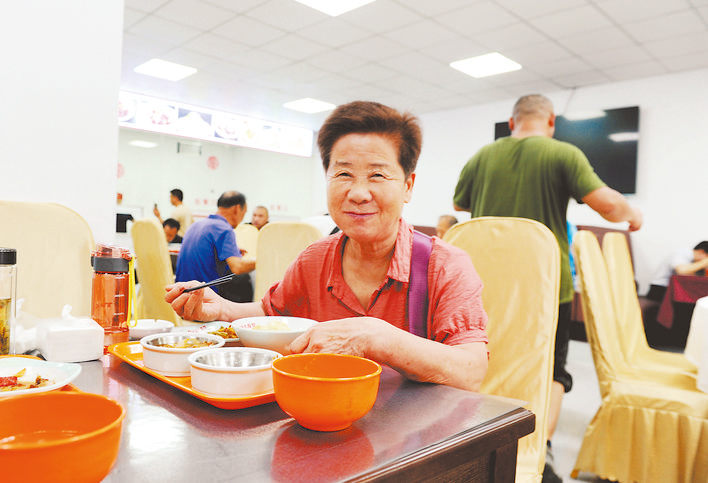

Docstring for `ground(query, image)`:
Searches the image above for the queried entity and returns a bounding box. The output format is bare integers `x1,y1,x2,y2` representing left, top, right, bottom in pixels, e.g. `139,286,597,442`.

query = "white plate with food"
0,356,82,397
174,321,240,345
232,317,318,355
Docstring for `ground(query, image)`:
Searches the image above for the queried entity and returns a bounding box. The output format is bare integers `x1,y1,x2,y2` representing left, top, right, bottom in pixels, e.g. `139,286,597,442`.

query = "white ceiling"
122,0,708,130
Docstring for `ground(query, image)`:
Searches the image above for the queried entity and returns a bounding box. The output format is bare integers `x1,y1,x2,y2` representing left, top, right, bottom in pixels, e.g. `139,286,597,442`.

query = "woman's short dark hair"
217,191,246,208
317,101,422,178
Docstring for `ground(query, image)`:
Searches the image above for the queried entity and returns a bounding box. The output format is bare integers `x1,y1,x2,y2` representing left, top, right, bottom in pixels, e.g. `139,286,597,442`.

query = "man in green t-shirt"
453,94,642,483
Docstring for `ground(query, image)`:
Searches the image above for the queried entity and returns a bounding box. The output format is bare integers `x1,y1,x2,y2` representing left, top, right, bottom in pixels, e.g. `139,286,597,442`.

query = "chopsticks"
182,273,236,293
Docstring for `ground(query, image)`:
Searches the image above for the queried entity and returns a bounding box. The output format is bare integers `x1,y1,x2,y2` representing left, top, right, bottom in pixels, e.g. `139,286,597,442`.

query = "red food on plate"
0,376,17,387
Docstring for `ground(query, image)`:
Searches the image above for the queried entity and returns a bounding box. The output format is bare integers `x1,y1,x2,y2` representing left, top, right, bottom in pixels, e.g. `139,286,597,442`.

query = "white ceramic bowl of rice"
232,317,318,355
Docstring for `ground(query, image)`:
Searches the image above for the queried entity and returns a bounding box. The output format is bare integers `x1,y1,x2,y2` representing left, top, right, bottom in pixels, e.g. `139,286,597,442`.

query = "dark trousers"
218,273,254,303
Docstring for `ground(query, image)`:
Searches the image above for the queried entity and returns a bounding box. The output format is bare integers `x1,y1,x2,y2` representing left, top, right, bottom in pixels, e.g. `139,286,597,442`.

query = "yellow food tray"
108,341,276,410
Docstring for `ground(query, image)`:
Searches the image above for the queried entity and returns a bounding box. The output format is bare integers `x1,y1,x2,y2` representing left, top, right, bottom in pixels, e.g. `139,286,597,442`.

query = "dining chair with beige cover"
571,230,708,483
131,218,180,326
444,217,560,483
0,200,94,318
602,232,697,375
253,222,322,301
573,231,696,390
234,222,259,259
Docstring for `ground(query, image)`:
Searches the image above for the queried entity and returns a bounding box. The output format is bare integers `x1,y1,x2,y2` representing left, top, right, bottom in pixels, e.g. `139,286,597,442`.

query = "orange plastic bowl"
272,353,382,432
0,391,126,483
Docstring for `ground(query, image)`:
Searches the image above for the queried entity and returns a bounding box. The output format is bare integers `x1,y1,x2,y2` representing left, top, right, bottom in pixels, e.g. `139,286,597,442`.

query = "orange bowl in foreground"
272,353,382,432
0,391,126,483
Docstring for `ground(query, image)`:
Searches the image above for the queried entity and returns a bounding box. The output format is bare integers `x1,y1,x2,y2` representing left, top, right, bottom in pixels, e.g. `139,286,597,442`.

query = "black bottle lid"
91,256,130,273
0,248,16,265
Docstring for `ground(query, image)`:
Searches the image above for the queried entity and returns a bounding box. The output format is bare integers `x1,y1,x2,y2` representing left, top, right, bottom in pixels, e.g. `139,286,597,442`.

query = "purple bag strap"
408,230,433,338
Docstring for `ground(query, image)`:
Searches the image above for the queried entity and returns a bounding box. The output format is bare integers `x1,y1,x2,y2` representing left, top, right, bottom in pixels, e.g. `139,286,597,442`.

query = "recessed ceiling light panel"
284,97,336,114
294,0,376,16
450,52,522,78
134,59,198,82
128,140,158,148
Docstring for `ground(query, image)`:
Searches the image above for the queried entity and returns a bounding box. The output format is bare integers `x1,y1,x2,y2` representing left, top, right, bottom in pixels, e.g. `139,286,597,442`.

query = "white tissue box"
39,318,104,363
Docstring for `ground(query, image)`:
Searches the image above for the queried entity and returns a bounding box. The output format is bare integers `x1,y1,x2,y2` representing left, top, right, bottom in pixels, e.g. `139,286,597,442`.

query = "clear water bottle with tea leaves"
0,248,17,355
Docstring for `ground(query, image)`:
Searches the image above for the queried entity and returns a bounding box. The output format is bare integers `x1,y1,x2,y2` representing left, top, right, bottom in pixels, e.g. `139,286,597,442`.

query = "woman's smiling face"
326,133,414,247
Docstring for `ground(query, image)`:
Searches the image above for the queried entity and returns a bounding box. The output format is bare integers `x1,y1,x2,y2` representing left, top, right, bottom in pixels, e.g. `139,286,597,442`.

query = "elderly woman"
166,101,488,391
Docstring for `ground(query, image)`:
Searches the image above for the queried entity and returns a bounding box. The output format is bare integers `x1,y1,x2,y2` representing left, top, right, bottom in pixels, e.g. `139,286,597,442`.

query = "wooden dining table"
74,354,534,482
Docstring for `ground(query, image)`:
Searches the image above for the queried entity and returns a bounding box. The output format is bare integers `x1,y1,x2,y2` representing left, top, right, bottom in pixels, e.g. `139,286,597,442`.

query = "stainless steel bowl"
140,332,225,377
143,332,221,349
191,348,279,369
188,347,282,397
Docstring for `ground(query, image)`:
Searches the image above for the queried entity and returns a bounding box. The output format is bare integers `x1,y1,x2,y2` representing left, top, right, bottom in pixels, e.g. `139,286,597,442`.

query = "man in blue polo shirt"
176,191,256,302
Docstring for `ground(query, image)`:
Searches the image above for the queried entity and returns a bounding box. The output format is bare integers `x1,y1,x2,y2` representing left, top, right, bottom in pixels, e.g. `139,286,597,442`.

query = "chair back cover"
572,229,708,483
131,218,180,325
575,231,696,392
253,222,322,301
602,232,696,373
444,217,560,483
234,223,259,259
0,201,94,317
573,231,631,397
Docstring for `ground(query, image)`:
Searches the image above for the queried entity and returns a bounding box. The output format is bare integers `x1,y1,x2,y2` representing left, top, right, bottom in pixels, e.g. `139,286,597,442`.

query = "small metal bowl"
140,332,224,377
188,347,281,397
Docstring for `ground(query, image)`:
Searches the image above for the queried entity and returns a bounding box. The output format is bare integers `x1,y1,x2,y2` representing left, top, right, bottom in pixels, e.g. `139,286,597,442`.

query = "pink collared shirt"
262,219,488,346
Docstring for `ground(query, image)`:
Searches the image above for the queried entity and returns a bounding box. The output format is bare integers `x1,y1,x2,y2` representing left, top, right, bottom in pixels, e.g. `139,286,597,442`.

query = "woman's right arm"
165,282,266,322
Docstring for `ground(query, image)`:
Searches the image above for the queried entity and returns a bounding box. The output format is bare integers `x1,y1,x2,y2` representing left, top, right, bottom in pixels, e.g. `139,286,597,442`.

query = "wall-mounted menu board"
118,91,314,157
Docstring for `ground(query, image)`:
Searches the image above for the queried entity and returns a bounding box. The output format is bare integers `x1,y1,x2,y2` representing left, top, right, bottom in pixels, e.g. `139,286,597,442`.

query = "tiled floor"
551,339,606,482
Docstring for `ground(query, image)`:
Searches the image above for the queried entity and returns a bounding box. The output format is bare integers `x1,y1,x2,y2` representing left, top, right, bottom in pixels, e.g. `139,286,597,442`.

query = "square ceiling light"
450,52,522,78
134,59,197,82
128,140,158,148
294,0,376,16
284,97,336,114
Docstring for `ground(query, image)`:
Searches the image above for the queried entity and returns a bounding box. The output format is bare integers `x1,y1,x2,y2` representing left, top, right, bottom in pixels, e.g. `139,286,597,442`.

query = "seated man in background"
176,191,256,303
163,218,182,244
250,205,269,230
647,241,708,302
436,214,458,239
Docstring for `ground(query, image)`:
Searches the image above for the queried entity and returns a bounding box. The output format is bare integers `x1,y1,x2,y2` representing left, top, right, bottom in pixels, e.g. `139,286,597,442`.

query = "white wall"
409,68,708,293
0,1,124,244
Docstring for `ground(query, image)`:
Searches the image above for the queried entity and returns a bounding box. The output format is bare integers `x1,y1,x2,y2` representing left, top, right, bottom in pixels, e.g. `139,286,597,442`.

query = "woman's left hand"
288,317,389,358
